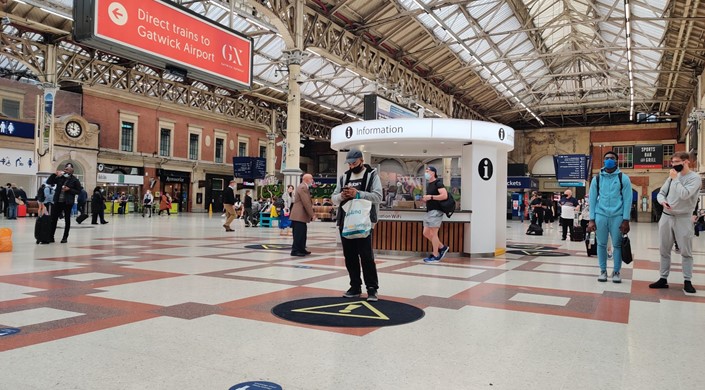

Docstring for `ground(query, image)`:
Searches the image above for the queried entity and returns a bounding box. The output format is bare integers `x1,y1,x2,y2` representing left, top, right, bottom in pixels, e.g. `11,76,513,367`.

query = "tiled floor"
1,214,703,389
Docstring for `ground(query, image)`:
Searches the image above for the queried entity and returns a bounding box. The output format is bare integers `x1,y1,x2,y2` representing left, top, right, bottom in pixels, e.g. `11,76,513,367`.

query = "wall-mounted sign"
0,148,37,175
633,144,663,169
507,176,538,189
553,155,591,181
97,173,143,185
478,158,494,181
158,169,190,183
0,119,35,139
74,0,253,89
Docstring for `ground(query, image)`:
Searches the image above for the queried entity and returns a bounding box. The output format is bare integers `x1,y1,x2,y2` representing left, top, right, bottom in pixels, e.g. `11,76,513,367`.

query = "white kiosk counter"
331,118,514,257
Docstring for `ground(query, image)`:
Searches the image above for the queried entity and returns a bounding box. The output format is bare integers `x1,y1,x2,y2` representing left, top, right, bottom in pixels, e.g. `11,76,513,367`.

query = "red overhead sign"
76,0,252,89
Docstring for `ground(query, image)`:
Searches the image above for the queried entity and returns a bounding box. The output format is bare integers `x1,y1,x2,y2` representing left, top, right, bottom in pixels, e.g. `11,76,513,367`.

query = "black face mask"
351,164,364,174
673,164,684,172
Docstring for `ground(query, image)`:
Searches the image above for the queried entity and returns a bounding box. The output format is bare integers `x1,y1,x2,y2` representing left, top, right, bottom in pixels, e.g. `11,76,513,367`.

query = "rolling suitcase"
526,223,543,236
35,214,53,244
571,226,585,242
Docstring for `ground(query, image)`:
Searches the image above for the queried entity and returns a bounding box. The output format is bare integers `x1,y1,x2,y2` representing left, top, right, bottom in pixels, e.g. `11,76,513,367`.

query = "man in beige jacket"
290,174,315,256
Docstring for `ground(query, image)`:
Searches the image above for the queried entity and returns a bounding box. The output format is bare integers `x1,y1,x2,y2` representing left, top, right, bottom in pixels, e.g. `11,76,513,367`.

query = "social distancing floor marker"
291,300,390,320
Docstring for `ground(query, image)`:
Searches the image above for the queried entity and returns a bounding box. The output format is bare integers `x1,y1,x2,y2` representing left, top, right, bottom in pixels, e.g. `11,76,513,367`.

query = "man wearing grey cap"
422,165,450,263
332,148,383,301
46,162,82,243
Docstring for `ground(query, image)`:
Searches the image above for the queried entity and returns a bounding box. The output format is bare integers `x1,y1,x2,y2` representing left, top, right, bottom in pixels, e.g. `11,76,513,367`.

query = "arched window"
531,155,556,176
56,160,85,185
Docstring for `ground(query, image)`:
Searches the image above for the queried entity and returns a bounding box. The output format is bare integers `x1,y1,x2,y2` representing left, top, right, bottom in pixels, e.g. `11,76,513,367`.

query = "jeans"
596,214,623,273
7,204,17,219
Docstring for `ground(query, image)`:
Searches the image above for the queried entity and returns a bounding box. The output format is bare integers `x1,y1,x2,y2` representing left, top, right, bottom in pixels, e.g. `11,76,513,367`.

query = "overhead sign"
74,0,253,89
558,181,586,187
232,157,266,179
97,173,144,185
0,148,37,175
553,155,591,181
363,94,417,120
633,144,663,169
0,119,35,139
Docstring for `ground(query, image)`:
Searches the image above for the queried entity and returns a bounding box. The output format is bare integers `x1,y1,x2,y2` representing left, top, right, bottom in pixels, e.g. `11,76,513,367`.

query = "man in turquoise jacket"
586,151,632,283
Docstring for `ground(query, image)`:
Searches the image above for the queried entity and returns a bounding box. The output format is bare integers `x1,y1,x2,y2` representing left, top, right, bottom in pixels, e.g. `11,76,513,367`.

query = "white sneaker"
597,271,608,282
612,272,621,284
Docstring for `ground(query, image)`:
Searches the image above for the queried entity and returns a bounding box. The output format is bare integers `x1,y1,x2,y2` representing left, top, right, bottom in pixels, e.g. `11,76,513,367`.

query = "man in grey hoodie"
650,152,702,294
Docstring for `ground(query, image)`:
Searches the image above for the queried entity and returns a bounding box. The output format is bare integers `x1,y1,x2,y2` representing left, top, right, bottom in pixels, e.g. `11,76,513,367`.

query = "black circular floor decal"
508,244,559,251
507,250,570,257
244,244,292,250
272,297,424,328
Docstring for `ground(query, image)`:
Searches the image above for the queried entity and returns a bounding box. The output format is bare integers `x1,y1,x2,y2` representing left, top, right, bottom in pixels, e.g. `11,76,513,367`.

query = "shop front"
96,168,145,214
158,169,191,213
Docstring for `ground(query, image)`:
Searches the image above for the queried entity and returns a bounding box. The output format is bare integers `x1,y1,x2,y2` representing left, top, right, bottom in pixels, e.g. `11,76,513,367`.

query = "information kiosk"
330,118,514,257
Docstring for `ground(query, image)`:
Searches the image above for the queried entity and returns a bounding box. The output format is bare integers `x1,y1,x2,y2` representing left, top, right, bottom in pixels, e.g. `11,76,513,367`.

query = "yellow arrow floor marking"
291,300,389,320
339,304,361,313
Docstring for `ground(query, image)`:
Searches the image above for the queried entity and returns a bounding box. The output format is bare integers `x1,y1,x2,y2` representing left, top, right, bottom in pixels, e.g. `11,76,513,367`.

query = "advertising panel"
633,144,663,169
74,0,252,89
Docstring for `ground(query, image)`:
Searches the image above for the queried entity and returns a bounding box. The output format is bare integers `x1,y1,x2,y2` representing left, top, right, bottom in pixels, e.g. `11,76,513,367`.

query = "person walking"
586,151,632,283
90,186,108,225
421,166,450,263
0,185,6,217
76,187,89,224
142,190,154,218
222,179,237,232
519,194,526,223
559,189,579,240
332,148,383,301
280,184,295,236
46,163,82,243
649,152,702,294
289,174,315,256
159,193,171,216
243,190,254,227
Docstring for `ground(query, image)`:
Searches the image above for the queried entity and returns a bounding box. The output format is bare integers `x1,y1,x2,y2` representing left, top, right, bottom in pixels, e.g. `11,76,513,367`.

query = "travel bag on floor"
35,214,52,244
571,226,585,241
526,223,543,235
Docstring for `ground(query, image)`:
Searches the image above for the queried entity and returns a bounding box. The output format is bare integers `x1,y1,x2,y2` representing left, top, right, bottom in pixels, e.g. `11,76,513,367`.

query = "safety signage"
74,0,253,89
292,300,390,320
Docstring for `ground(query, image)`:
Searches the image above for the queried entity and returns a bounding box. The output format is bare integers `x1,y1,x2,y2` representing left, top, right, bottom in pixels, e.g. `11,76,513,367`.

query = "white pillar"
462,142,499,256
495,151,508,253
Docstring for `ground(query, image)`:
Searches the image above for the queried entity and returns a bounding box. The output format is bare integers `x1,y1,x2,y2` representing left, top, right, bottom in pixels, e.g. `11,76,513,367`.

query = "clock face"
66,121,82,138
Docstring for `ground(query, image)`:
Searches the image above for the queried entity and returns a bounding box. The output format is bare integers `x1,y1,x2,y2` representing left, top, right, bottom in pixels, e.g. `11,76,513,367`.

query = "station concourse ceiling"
1,0,704,132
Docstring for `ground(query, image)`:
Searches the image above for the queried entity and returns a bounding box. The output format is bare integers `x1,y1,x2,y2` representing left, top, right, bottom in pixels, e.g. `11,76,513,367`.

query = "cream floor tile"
0,259,86,276
0,307,84,327
509,292,571,306
484,269,632,293
306,272,479,298
398,264,486,278
89,275,292,306
139,247,241,257
0,282,44,302
226,265,339,281
124,257,262,274
54,272,123,282
534,263,600,276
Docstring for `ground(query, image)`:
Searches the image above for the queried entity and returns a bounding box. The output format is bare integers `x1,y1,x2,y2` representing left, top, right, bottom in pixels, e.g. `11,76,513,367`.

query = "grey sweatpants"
658,213,694,280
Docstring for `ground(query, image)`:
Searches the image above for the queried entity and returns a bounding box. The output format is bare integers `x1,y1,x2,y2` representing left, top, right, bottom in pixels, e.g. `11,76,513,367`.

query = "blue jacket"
588,168,632,221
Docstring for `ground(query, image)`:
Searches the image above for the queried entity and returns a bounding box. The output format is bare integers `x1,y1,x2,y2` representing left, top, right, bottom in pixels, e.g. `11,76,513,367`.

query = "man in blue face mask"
586,151,632,283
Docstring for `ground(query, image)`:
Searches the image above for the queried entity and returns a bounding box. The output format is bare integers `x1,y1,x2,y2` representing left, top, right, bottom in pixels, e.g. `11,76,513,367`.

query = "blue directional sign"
0,119,35,139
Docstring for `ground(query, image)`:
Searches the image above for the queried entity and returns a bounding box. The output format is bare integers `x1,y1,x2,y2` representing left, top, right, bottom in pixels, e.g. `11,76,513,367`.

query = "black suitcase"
571,226,585,241
35,215,53,244
526,223,543,236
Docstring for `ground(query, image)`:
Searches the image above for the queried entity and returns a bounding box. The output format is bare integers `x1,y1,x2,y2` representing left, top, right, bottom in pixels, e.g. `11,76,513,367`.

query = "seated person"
322,198,333,206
